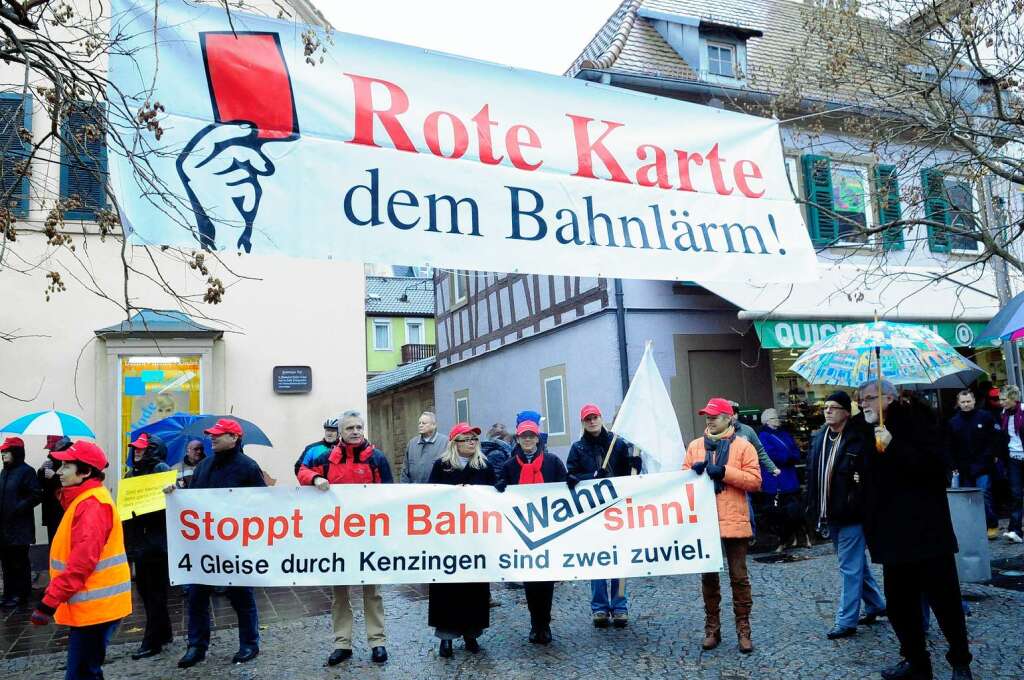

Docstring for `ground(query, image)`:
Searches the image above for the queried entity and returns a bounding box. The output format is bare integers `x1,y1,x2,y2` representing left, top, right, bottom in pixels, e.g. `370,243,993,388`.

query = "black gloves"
593,467,609,479
691,461,707,475
628,456,643,473
566,475,580,490
706,463,726,481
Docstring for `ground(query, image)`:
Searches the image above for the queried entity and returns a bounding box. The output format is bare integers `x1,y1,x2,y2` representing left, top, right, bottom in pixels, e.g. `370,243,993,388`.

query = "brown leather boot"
701,573,722,650
733,578,754,654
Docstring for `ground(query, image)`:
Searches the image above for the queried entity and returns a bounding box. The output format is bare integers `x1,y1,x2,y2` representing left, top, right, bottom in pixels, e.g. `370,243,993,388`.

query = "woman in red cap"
31,440,132,680
499,418,567,645
426,423,497,658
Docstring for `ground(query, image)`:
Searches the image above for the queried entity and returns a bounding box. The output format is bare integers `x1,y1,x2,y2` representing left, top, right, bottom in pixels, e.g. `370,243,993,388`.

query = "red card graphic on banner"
201,32,298,140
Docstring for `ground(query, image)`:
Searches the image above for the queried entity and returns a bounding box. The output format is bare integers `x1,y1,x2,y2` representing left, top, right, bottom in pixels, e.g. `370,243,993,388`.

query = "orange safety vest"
48,485,132,627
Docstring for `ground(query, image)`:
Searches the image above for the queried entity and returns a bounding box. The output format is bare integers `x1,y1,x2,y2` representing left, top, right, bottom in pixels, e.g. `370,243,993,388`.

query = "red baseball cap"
449,423,481,440
52,440,109,470
204,418,244,437
44,435,64,451
129,433,150,449
1,436,24,451
516,420,540,436
699,398,735,417
989,387,1001,397
580,404,602,420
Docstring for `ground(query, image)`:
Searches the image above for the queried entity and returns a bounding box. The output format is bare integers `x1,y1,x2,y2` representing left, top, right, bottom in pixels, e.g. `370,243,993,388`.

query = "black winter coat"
123,435,172,560
566,428,638,483
426,457,494,635
37,455,64,529
500,445,567,488
480,439,511,487
859,404,958,565
805,420,871,528
0,447,40,546
189,443,267,490
946,409,996,478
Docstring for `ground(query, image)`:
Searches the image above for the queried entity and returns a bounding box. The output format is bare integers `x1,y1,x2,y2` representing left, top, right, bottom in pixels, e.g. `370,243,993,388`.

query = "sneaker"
987,527,999,540
592,611,610,628
1003,531,1023,544
612,612,628,628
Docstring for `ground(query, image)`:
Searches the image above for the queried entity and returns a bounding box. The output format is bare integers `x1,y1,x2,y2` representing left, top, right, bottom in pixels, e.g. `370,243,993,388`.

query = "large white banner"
165,471,722,586
108,0,817,284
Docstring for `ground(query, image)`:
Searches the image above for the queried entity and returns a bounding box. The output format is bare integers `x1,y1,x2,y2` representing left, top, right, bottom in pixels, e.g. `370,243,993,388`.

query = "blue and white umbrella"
0,410,96,437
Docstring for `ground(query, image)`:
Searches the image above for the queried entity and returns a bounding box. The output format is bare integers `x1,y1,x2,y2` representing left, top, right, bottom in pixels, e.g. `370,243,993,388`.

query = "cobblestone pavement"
3,541,1023,680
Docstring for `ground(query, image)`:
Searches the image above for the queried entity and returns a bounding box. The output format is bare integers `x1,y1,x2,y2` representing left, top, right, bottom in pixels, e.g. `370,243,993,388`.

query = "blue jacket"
757,426,801,495
294,439,333,476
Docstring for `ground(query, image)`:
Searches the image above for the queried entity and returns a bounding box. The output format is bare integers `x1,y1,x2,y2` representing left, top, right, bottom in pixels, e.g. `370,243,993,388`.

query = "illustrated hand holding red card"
201,32,299,140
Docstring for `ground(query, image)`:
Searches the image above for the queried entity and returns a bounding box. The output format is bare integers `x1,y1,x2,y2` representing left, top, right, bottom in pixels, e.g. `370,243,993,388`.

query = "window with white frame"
706,42,736,78
455,390,470,423
372,320,392,351
405,319,425,345
830,163,872,243
784,157,801,199
943,176,981,252
543,376,567,437
450,271,468,306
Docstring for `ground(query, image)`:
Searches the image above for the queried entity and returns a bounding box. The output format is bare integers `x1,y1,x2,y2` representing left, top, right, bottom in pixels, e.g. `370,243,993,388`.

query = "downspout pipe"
614,278,630,399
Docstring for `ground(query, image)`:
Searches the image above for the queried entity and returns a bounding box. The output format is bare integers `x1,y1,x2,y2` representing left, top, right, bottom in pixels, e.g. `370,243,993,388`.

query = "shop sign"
754,320,990,349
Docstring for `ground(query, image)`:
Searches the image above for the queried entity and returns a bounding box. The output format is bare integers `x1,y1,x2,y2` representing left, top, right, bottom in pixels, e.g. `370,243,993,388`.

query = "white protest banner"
165,471,721,586
108,0,817,284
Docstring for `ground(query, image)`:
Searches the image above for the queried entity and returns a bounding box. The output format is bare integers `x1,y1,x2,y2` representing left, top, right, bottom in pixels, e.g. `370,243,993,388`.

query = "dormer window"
706,42,736,78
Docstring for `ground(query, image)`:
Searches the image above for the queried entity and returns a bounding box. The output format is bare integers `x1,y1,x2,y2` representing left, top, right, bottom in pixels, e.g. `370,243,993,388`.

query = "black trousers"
133,555,173,647
0,544,32,600
882,553,972,669
524,581,554,628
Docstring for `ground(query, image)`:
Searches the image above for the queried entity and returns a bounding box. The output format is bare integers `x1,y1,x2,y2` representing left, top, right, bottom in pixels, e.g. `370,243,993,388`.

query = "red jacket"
39,479,113,613
296,440,392,485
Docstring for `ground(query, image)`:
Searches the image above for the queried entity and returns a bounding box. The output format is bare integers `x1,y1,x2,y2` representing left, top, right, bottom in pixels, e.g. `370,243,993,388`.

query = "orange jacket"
683,434,762,538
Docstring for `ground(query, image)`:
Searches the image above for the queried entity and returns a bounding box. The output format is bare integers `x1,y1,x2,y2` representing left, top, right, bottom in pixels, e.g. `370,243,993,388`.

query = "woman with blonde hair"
426,423,496,657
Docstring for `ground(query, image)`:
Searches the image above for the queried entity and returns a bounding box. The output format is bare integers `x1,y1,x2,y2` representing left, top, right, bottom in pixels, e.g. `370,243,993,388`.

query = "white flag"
612,342,685,473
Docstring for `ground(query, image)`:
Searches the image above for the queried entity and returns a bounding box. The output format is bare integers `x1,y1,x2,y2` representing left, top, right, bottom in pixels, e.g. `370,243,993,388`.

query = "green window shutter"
801,154,836,246
0,94,31,218
873,165,904,251
921,168,950,253
60,102,107,220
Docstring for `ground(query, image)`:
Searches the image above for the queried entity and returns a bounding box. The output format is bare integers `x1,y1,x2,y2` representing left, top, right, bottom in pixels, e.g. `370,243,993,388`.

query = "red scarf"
518,453,545,484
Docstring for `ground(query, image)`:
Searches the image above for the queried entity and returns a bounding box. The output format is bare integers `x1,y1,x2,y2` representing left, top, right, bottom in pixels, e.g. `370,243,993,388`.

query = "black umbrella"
181,415,273,447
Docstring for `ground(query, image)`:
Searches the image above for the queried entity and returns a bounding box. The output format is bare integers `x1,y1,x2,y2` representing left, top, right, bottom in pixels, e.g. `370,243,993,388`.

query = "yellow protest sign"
117,470,178,521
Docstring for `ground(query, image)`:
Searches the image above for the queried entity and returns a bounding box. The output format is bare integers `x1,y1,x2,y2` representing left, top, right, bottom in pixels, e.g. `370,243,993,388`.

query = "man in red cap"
31,440,132,679
683,398,762,654
566,403,640,628
165,417,266,668
1,436,40,609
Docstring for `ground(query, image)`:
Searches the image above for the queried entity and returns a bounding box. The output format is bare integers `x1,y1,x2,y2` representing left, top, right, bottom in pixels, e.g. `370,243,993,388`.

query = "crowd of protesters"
6,381,1024,679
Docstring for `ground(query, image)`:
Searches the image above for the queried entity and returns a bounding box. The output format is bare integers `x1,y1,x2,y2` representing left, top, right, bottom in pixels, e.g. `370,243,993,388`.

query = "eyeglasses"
455,437,479,443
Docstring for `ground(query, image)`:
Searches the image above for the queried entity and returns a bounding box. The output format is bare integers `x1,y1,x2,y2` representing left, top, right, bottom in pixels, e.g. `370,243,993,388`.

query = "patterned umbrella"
790,321,983,388
0,409,96,437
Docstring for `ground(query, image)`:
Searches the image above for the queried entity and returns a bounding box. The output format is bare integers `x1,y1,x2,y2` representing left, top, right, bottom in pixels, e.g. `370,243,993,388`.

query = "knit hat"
825,391,852,412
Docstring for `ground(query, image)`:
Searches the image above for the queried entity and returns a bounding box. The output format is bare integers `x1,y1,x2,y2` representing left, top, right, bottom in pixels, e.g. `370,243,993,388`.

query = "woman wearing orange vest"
30,441,132,680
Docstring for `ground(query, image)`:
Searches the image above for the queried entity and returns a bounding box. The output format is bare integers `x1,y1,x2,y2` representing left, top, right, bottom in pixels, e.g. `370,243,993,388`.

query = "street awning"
699,264,1001,348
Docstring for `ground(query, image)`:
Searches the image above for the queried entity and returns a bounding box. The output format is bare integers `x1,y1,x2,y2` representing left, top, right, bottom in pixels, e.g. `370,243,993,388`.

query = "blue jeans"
831,524,886,629
187,585,260,650
591,579,627,614
66,620,119,680
1009,459,1024,535
962,473,997,529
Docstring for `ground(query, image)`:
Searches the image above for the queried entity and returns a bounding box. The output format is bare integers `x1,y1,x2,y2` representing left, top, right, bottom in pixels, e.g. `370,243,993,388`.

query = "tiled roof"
365,276,435,316
94,309,222,337
566,0,889,105
367,356,436,396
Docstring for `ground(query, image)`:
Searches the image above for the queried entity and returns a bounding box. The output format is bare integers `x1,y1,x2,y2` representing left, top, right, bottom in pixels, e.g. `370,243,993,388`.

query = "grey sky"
316,0,623,75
